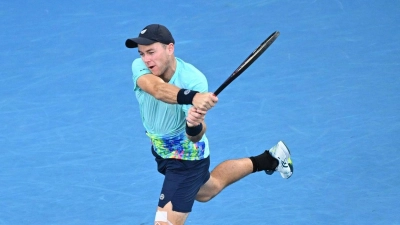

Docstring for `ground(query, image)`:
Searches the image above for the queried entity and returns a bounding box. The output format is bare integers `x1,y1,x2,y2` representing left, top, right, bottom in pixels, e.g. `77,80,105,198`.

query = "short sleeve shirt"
131,57,210,160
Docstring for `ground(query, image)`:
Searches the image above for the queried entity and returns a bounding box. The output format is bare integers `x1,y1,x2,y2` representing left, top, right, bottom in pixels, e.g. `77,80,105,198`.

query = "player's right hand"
192,92,218,113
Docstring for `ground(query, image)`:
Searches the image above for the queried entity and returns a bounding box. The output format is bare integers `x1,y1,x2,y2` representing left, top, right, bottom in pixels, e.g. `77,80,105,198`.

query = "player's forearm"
154,83,204,108
137,74,186,104
152,82,181,103
137,75,215,110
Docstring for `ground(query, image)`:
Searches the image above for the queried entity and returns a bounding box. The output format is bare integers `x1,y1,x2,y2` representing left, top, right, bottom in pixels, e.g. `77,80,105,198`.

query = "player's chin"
150,69,160,76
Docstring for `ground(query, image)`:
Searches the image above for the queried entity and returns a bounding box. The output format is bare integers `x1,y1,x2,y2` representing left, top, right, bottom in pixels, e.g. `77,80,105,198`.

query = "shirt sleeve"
131,58,151,91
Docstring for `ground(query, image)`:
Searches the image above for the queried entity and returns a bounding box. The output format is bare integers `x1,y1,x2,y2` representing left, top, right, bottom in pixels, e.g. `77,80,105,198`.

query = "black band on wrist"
177,89,199,105
186,122,203,136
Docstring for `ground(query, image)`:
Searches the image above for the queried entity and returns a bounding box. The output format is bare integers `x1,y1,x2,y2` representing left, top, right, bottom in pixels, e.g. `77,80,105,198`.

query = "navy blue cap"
125,24,175,48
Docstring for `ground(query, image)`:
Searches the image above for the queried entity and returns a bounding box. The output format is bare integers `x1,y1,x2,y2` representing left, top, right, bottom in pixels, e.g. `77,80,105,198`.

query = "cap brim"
125,37,156,48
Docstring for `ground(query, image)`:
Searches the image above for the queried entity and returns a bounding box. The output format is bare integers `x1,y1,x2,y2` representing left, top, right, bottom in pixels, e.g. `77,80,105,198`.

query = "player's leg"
196,141,293,202
196,157,254,202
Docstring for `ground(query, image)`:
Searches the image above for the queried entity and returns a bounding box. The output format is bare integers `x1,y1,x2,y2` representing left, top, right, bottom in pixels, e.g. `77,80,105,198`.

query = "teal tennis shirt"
131,57,210,160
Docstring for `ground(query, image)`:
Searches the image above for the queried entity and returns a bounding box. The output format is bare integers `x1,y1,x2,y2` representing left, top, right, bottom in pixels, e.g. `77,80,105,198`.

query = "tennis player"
125,24,293,225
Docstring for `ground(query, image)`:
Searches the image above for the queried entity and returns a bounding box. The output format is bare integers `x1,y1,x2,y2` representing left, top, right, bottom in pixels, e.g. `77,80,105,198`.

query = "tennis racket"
214,31,280,96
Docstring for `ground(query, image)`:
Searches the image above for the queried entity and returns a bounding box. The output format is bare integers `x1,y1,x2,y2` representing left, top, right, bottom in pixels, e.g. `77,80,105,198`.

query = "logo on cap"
140,29,147,34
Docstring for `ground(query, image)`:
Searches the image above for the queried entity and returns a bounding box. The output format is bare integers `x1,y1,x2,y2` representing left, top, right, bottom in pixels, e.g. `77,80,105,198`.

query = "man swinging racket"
125,24,293,225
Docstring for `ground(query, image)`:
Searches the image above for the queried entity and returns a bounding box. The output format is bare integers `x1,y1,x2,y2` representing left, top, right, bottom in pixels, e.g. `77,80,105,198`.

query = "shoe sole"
280,141,293,178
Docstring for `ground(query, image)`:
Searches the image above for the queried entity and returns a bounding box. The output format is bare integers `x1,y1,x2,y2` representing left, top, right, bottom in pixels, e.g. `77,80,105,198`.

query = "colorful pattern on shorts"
146,132,206,160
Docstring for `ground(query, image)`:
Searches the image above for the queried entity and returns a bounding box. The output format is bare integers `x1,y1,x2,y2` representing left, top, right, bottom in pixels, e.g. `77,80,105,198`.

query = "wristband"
186,122,203,136
177,89,199,105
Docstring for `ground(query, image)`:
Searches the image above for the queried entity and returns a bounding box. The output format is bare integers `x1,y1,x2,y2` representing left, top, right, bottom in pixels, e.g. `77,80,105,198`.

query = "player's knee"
196,195,213,202
196,175,226,202
196,186,222,202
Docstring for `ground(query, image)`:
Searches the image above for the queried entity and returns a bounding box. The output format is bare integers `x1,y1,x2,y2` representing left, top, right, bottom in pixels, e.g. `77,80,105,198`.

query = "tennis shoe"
265,141,293,179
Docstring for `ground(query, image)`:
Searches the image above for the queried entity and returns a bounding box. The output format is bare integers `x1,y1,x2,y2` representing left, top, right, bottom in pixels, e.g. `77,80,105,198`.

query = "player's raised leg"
196,157,254,202
196,141,293,202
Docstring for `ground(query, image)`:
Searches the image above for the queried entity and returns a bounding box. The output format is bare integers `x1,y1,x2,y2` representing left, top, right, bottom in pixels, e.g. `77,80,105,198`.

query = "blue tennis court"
1,1,399,224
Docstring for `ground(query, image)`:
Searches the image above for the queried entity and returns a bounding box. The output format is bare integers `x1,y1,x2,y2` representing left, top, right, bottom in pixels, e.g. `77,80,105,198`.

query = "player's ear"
166,43,174,55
